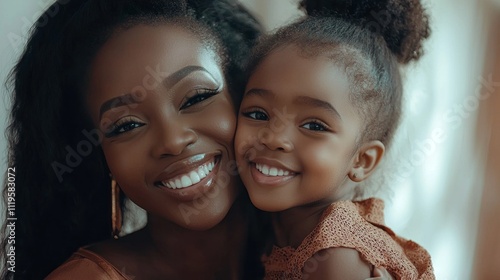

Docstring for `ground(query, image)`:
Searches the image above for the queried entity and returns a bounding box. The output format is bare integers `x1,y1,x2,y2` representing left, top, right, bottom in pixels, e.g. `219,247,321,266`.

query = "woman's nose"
151,119,198,157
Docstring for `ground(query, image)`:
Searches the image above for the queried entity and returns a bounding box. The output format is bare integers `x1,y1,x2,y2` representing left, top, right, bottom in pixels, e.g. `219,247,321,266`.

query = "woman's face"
87,24,239,230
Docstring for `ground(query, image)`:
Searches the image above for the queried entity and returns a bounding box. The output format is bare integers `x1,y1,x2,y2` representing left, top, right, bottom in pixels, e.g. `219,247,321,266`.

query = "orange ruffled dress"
262,198,435,280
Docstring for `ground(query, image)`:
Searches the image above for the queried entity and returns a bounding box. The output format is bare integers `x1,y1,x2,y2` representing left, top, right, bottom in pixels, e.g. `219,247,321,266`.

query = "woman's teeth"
162,161,215,189
255,163,291,176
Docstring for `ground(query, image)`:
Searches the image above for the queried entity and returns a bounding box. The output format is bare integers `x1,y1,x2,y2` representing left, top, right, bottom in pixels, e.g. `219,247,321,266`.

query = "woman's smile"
155,152,222,201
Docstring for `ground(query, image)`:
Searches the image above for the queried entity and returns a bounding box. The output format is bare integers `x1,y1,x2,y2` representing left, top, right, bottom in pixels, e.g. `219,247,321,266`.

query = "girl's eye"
242,110,269,121
301,121,328,132
105,120,145,138
180,88,220,110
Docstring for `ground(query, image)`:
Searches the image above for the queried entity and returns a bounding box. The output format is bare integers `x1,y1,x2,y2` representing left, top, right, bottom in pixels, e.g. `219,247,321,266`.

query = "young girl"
235,0,435,279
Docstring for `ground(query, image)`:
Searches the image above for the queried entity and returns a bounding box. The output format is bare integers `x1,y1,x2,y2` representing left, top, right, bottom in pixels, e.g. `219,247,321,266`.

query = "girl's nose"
259,125,294,152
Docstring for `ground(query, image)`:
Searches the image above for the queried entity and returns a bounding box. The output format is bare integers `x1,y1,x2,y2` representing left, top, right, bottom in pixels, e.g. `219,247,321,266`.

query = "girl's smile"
249,157,299,186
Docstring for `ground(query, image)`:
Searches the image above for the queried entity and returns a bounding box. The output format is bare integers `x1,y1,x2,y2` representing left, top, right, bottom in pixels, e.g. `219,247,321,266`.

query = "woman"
2,0,263,279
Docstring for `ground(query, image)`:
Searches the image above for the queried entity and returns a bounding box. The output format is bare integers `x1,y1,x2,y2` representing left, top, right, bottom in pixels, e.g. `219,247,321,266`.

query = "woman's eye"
105,121,145,138
180,89,219,110
301,121,328,131
242,110,269,121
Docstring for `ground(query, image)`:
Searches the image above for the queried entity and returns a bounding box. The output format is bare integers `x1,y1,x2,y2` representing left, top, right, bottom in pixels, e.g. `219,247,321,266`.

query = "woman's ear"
348,140,385,182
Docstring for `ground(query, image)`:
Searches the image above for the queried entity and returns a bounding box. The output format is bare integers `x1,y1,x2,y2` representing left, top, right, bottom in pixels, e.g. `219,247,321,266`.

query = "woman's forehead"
86,24,224,116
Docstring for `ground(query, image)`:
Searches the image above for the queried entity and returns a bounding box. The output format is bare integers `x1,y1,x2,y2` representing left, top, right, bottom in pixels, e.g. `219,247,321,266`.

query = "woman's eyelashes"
180,88,220,110
105,117,145,138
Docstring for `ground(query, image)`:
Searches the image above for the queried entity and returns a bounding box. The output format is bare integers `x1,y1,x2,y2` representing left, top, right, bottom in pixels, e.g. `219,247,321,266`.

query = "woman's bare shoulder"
45,247,131,280
46,230,148,280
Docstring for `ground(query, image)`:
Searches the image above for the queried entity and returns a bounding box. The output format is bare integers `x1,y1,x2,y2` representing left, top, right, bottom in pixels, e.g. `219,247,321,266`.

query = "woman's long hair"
1,0,262,279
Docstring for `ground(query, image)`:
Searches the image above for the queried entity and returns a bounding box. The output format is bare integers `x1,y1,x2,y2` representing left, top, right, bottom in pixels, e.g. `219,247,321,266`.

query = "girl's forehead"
249,45,351,93
250,43,374,103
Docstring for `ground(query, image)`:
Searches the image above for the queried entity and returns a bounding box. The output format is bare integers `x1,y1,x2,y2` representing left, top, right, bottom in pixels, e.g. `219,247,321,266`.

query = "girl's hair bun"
299,0,431,64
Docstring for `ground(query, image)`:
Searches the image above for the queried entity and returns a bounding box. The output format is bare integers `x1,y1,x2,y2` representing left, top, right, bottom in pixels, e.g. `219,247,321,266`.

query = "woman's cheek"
204,99,237,146
103,142,144,180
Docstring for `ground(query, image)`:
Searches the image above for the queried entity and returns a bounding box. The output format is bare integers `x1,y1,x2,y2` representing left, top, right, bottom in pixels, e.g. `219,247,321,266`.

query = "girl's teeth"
269,167,278,176
161,160,215,189
255,163,292,177
262,165,269,174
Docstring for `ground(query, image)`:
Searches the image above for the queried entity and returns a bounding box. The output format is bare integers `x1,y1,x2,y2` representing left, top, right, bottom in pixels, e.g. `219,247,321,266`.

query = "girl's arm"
303,247,371,280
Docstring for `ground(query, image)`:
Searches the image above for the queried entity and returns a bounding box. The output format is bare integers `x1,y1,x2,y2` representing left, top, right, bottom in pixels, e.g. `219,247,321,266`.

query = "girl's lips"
249,162,297,186
254,163,295,176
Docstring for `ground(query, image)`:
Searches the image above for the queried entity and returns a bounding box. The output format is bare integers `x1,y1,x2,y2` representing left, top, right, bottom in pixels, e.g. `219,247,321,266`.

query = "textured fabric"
45,248,131,280
262,198,435,280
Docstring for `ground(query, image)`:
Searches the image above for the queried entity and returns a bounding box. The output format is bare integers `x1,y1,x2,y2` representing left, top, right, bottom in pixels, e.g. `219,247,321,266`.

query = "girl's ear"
348,140,385,182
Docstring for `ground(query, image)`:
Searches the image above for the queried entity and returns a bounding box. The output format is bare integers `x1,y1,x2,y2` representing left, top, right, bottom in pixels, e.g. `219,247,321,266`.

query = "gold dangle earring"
110,175,122,239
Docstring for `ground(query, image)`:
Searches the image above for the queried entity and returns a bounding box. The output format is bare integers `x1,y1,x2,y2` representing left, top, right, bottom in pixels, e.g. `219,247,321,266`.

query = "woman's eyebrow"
99,65,212,119
162,65,212,89
99,93,138,120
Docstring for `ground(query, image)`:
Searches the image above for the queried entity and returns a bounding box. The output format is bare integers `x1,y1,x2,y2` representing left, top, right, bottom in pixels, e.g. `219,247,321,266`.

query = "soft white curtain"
383,1,489,279
239,0,490,279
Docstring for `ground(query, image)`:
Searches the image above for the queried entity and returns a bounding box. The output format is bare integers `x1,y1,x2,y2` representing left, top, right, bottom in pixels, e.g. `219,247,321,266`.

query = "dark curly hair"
1,0,262,279
248,0,431,147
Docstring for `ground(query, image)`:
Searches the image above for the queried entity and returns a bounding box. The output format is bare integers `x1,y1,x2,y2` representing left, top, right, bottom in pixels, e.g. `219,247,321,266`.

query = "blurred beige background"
1,0,499,279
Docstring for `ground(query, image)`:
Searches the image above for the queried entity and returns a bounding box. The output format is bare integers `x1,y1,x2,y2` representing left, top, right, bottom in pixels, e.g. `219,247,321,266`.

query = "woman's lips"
159,160,215,189
154,154,222,202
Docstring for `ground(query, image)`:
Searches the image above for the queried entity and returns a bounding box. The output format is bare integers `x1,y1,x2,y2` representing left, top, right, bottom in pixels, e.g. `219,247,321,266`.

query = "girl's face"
235,45,365,212
87,24,239,230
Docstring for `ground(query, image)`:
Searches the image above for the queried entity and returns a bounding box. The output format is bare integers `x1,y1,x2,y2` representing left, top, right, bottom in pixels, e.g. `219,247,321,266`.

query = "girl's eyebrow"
244,88,271,97
294,96,342,120
244,88,342,120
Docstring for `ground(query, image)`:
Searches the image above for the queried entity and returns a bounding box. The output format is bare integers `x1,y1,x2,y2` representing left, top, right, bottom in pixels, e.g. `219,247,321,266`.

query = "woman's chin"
175,202,235,231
